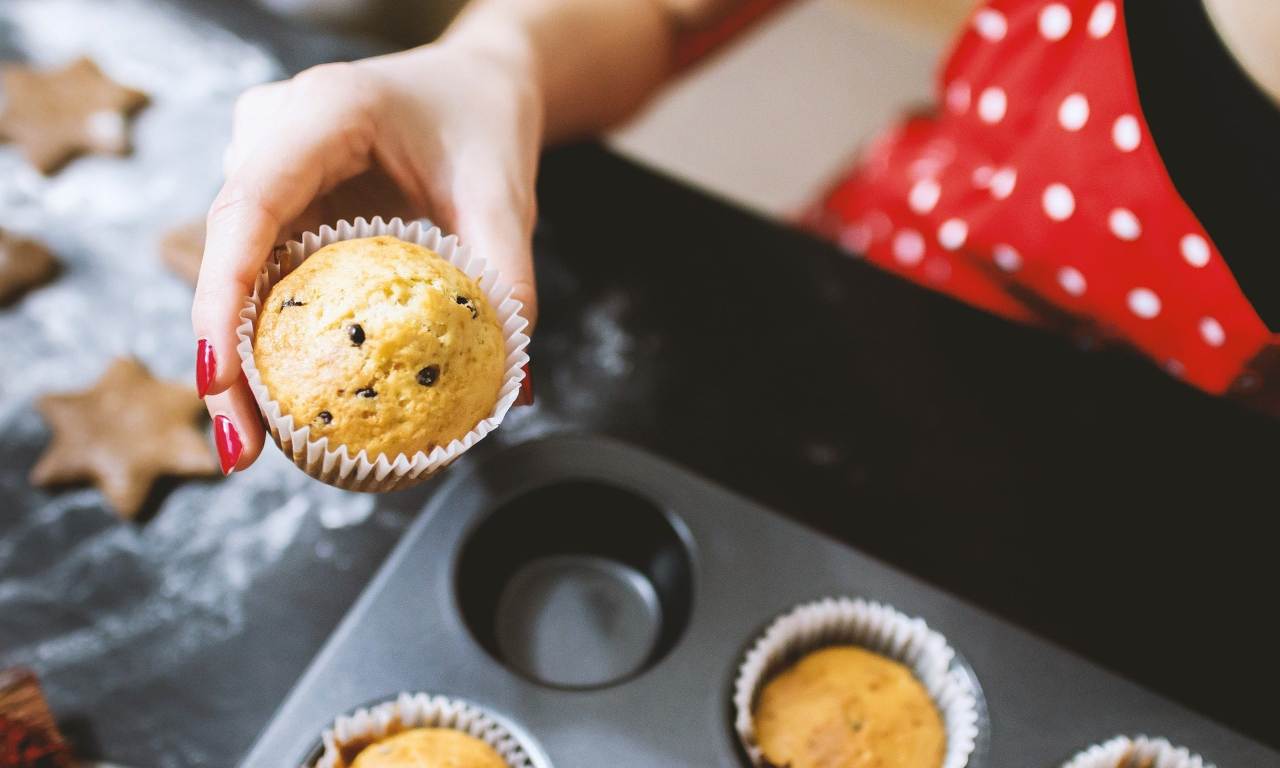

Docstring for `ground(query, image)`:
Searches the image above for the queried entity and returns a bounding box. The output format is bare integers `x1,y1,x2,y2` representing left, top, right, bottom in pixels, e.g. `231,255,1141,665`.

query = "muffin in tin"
347,727,508,768
314,692,538,768
753,645,945,768
734,597,982,768
1061,735,1215,768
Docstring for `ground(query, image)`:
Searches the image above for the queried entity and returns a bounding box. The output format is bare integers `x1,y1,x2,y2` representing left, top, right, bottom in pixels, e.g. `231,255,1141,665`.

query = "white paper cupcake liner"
733,596,983,768
236,216,531,492
1062,736,1216,768
312,692,541,768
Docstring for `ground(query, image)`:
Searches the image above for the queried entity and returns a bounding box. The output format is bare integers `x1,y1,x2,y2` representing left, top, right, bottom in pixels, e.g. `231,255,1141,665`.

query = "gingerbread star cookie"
0,57,148,174
159,219,206,285
30,357,218,519
0,230,59,305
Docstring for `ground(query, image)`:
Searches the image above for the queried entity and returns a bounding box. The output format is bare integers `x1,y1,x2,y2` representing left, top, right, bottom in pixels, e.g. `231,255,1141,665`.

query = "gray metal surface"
494,555,664,689
241,435,1280,768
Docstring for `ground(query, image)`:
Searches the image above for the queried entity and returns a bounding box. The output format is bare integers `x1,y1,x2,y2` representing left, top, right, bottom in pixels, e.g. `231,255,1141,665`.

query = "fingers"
194,64,381,397
204,375,265,474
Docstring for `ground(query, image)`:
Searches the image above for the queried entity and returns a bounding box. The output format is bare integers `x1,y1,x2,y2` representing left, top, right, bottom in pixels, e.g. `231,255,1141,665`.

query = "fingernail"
213,414,243,475
516,363,534,406
196,338,216,398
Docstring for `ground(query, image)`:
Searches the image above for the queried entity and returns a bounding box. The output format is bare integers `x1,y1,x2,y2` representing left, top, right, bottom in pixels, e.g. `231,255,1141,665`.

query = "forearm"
444,0,737,143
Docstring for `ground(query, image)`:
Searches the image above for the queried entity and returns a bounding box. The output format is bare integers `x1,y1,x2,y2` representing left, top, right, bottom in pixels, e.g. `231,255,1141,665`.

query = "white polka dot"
971,165,994,188
893,229,926,266
974,9,1008,41
1043,183,1076,221
990,167,1018,199
1039,4,1073,40
1058,266,1087,296
938,218,968,250
1112,114,1141,152
993,244,1021,272
978,87,1007,124
1058,93,1090,131
946,80,971,114
1108,208,1141,240
909,178,942,214
1181,234,1211,267
1127,287,1161,318
839,223,871,253
1088,1,1117,38
1200,317,1225,347
1165,359,1185,378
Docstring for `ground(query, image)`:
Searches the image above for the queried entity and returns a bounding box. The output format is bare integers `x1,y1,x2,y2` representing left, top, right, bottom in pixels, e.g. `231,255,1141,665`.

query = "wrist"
439,14,544,107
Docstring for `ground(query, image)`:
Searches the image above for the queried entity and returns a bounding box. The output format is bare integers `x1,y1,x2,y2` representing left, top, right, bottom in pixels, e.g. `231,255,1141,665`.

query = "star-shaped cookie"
0,229,59,305
0,57,148,174
159,219,206,285
30,357,218,519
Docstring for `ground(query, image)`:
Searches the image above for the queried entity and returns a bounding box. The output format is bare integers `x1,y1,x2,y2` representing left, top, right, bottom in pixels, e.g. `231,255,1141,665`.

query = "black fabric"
1126,0,1280,329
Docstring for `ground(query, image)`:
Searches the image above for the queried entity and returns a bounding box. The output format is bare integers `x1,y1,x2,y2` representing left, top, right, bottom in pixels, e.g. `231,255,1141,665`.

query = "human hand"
192,41,542,474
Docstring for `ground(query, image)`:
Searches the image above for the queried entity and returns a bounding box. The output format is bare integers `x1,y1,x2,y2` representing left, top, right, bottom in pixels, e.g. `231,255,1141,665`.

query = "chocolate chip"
317,411,332,424
356,387,376,398
456,295,477,319
281,298,305,309
348,323,365,346
417,365,440,387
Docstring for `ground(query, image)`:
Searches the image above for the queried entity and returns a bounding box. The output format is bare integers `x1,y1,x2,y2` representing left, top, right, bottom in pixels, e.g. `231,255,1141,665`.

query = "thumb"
453,178,538,334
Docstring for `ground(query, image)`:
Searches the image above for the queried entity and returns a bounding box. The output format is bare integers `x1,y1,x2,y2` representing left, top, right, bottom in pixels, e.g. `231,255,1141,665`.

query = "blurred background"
263,0,973,216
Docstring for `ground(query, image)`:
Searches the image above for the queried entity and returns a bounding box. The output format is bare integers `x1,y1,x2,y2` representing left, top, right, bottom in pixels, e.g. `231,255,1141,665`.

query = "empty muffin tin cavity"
456,480,694,690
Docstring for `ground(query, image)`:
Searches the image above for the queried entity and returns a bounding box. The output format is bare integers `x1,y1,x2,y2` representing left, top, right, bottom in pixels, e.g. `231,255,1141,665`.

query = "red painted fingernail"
196,338,216,398
214,414,243,475
516,363,534,406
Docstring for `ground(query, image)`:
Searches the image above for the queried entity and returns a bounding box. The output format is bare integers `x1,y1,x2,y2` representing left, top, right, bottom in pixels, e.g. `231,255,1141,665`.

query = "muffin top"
349,728,507,768
753,645,945,768
254,236,505,459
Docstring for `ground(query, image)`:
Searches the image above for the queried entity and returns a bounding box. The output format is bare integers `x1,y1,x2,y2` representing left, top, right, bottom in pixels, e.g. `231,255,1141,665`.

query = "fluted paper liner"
236,217,531,492
733,596,983,768
312,692,540,768
1062,735,1216,768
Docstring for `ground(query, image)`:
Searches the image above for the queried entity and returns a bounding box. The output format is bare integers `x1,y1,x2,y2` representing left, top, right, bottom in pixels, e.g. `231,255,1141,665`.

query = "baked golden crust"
754,645,945,768
254,236,505,458
349,728,508,768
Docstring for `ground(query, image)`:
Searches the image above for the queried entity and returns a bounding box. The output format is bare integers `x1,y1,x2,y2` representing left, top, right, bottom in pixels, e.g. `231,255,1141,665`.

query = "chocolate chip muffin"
253,236,505,459
348,728,508,768
753,645,945,768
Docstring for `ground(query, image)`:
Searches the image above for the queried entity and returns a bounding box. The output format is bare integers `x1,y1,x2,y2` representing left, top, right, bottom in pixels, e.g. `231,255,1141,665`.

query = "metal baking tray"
239,434,1279,767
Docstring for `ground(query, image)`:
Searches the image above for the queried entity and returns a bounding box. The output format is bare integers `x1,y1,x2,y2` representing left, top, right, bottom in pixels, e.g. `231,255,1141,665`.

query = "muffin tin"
239,435,1279,767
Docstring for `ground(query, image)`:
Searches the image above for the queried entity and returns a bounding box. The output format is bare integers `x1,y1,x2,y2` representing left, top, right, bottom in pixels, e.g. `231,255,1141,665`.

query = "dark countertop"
1,2,1278,766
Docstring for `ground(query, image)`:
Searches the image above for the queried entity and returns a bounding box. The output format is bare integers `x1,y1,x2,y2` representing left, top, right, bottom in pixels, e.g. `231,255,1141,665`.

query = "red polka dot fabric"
806,0,1277,399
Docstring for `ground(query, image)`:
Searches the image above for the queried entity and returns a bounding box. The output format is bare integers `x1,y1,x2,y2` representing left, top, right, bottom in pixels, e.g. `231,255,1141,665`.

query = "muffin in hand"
254,234,505,459
241,218,532,492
